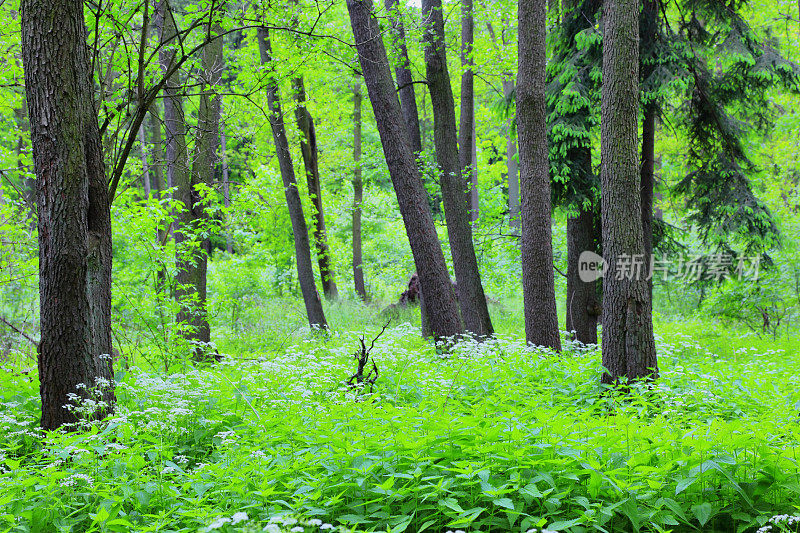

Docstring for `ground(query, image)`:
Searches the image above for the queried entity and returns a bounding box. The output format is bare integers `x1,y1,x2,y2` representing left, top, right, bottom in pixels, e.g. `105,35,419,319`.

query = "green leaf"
692,503,714,526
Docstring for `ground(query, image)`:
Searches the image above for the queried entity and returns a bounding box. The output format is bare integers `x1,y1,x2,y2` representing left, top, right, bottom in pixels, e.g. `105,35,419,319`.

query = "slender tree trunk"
139,123,152,199
148,102,168,293
257,27,328,329
22,0,115,429
220,97,233,254
292,77,338,299
421,0,493,338
149,103,166,194
504,82,521,229
352,81,368,301
566,207,600,344
640,0,658,299
518,0,561,350
459,0,478,221
346,0,463,339
157,1,209,349
600,0,657,382
385,0,423,155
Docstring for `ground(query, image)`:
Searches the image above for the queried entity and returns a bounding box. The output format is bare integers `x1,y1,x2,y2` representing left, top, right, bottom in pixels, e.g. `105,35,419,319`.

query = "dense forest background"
1,0,800,531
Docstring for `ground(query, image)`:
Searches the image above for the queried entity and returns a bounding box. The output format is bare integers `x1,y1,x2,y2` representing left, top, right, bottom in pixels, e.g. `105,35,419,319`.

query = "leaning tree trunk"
257,27,328,329
384,0,423,155
518,0,561,351
566,207,600,344
600,0,657,383
346,0,463,339
21,0,115,429
352,81,368,301
421,0,493,338
293,77,338,300
147,102,169,293
459,0,479,222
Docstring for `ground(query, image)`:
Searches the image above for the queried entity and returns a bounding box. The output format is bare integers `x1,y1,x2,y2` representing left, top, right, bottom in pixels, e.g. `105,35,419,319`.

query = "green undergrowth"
1,313,800,533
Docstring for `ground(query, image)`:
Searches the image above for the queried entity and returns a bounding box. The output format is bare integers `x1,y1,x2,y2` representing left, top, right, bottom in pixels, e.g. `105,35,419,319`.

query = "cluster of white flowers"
206,512,249,531
59,473,94,487
757,514,800,533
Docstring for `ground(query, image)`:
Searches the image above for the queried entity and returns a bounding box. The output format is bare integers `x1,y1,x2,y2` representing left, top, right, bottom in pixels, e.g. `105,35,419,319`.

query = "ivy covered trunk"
21,0,115,429
257,27,328,330
518,0,561,351
600,0,657,382
346,0,463,340
421,0,493,338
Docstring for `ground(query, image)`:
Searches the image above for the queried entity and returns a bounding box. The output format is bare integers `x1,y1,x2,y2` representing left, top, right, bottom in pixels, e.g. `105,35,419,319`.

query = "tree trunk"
257,27,328,330
220,97,233,254
22,0,115,429
352,81,368,301
292,77,338,299
346,0,463,340
148,102,168,293
600,0,657,382
421,0,493,338
385,0,423,155
518,0,561,351
139,123,152,199
640,0,658,299
566,207,600,344
157,0,211,350
459,0,478,221
503,78,521,229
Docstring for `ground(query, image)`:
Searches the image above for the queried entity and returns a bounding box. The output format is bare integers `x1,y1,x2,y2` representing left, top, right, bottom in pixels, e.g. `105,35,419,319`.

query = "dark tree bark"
566,207,600,344
352,81,368,301
421,0,493,338
384,0,423,155
22,0,115,429
518,0,561,350
257,27,328,329
600,0,657,382
346,0,463,339
459,0,479,221
640,0,659,298
292,77,338,299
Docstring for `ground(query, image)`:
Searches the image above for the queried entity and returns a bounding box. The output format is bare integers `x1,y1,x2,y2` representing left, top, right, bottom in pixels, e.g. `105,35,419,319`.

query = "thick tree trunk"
566,207,600,344
503,78,521,229
293,77,338,299
257,27,328,329
600,0,657,382
352,81,368,301
22,0,115,429
385,0,423,155
518,0,561,351
421,0,493,338
346,0,463,339
459,0,478,221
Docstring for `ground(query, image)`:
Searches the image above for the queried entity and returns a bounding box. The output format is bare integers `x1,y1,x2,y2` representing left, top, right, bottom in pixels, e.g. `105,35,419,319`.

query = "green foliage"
3,317,800,532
